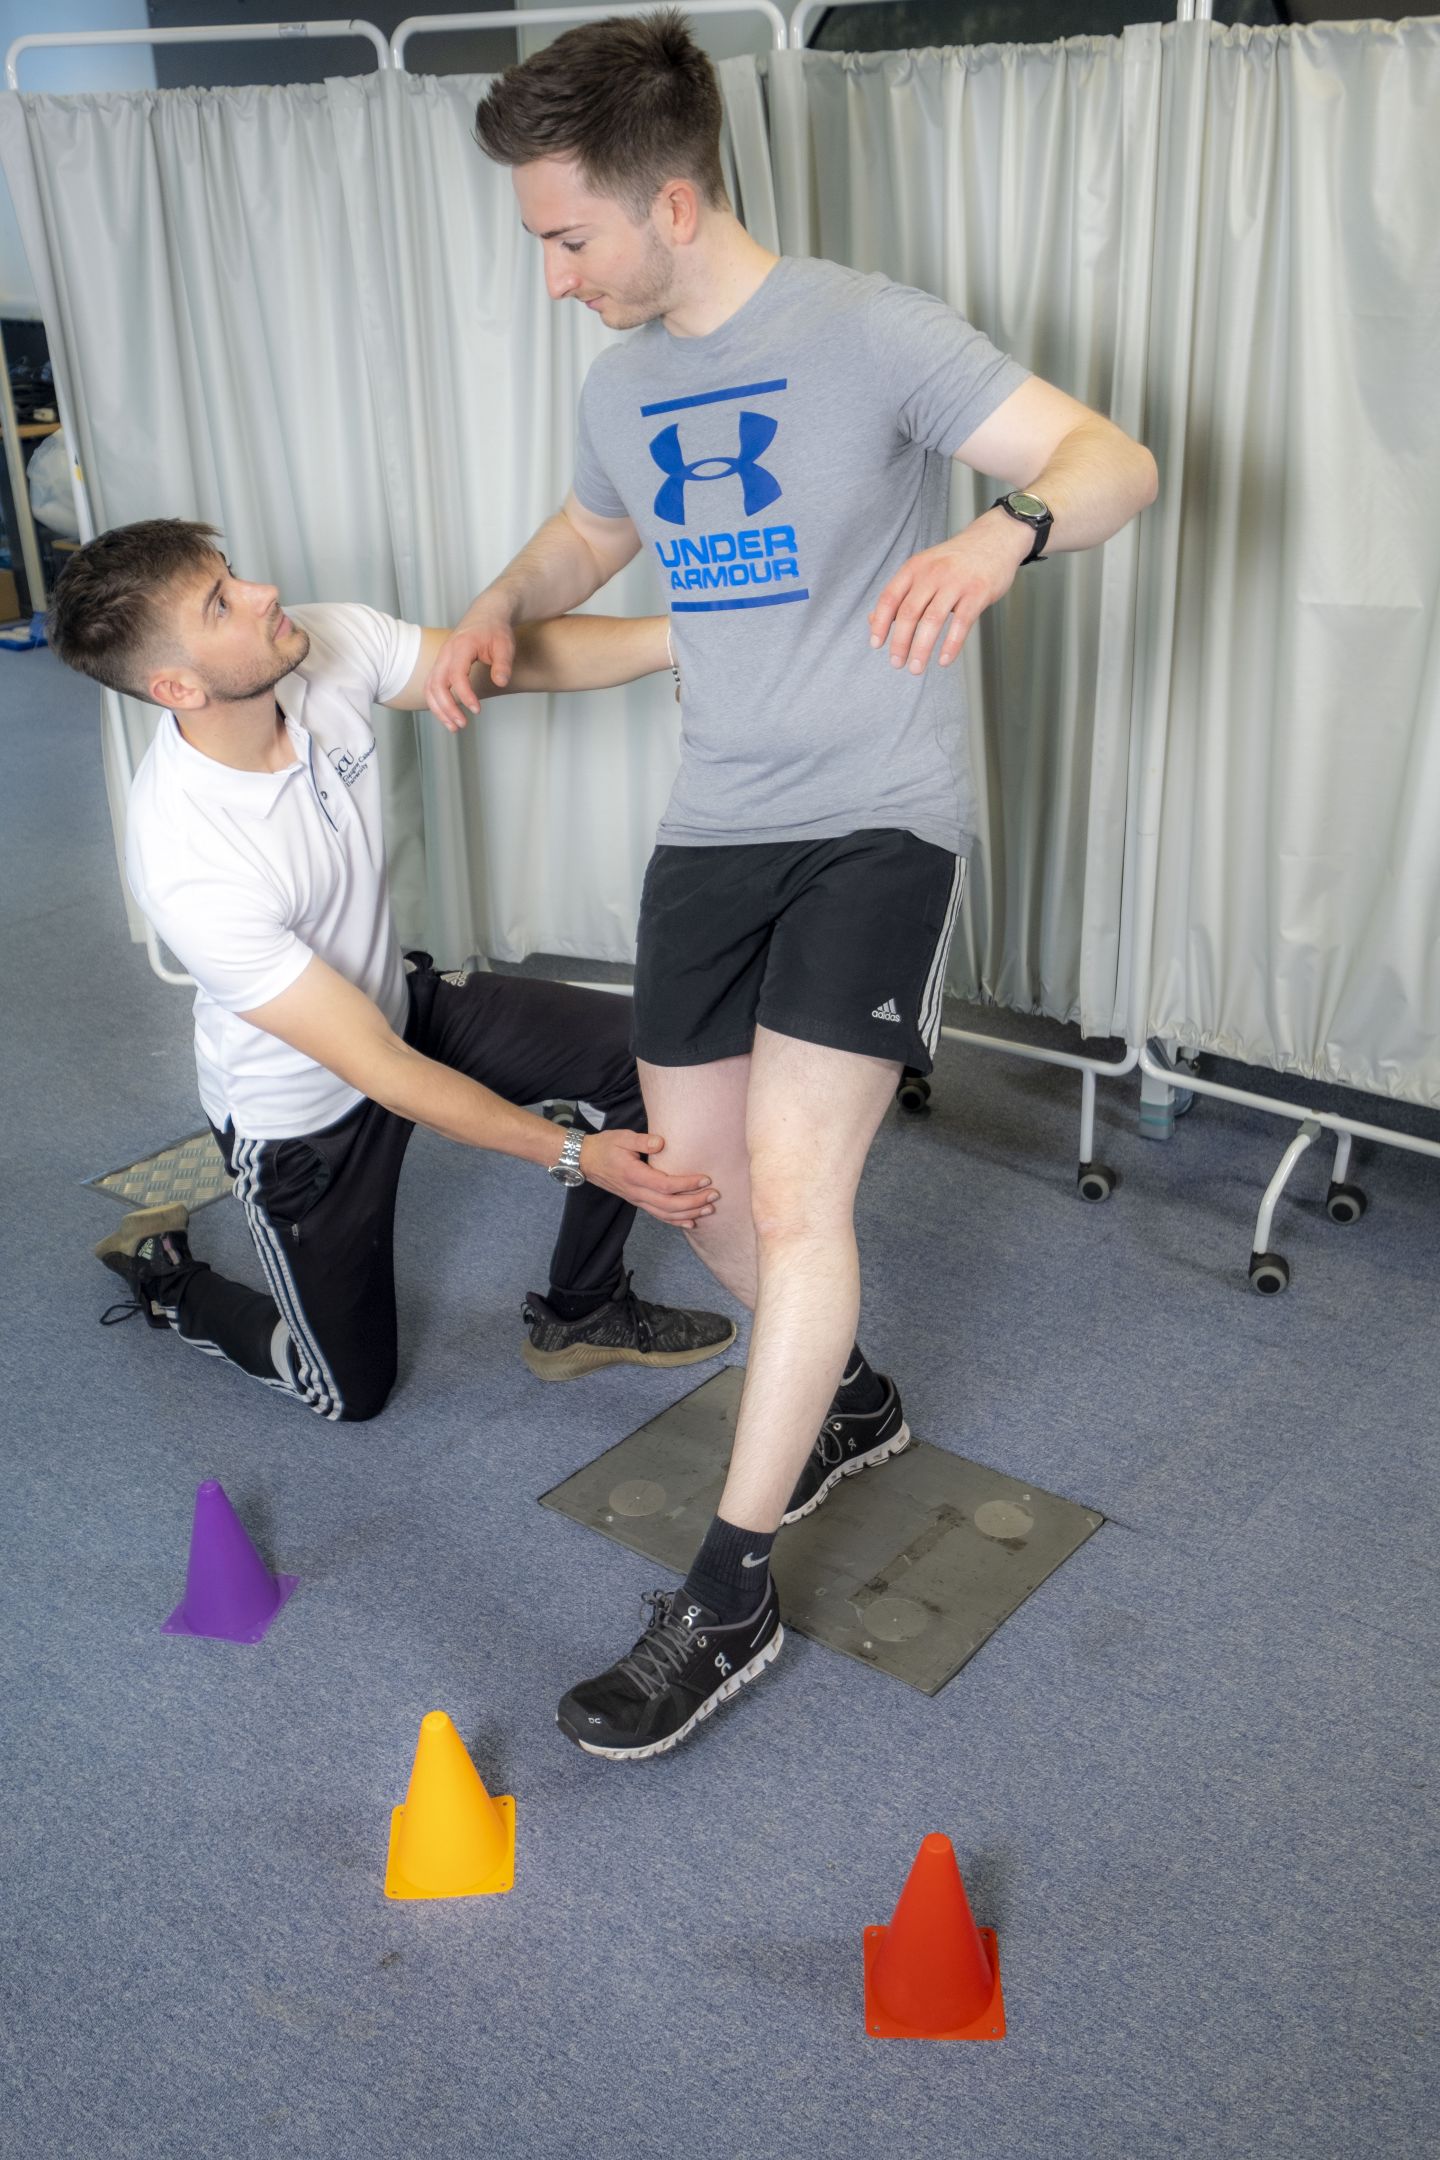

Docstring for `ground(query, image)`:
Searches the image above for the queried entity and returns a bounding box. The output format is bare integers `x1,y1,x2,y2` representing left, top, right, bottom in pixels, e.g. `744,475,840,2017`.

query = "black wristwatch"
992,489,1053,564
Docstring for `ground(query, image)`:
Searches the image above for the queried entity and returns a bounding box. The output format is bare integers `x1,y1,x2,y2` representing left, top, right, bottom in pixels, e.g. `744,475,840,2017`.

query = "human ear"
658,178,700,245
149,669,206,712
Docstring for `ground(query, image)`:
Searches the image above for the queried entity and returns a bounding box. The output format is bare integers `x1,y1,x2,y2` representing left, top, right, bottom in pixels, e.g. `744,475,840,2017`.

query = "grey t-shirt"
573,255,1029,855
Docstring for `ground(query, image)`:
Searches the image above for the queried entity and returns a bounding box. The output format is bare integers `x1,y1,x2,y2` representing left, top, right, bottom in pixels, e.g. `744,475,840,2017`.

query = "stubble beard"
603,226,678,328
207,626,311,704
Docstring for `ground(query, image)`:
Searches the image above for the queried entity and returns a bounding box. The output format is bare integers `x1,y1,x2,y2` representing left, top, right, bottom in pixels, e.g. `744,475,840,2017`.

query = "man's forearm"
872,413,1158,669
998,419,1158,556
459,511,603,632
366,1033,564,1166
504,614,668,696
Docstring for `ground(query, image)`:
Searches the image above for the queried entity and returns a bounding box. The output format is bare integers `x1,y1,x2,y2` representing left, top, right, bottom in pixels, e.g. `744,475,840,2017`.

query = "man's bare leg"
638,1054,757,1311
716,1027,900,1531
555,1026,901,1760
642,1034,903,1525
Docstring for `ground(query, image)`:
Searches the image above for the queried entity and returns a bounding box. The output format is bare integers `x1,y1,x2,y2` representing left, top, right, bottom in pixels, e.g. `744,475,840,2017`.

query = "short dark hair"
47,518,220,701
474,9,727,220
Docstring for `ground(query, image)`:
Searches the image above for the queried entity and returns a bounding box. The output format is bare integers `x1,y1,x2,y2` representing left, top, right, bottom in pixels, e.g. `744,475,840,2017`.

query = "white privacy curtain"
2,23,1438,1102
0,81,431,944
1137,22,1440,1107
740,24,1440,1092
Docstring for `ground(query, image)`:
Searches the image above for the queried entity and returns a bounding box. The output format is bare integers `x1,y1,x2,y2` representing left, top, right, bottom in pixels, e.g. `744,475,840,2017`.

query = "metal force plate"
85,1130,231,1214
540,1366,1104,1696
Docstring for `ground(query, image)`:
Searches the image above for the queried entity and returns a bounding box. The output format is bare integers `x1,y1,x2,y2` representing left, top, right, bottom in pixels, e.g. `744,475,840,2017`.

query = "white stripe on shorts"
919,857,967,1056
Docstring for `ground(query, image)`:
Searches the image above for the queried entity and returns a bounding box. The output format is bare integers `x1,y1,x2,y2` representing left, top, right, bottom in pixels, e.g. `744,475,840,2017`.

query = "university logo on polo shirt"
327,737,376,789
643,377,810,617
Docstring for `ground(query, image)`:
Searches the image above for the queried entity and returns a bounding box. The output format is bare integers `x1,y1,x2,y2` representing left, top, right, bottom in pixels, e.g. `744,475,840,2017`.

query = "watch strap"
549,1126,585,1182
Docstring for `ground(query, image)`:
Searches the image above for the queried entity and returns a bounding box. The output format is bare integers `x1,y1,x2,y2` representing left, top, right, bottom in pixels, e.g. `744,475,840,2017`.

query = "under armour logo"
650,412,782,527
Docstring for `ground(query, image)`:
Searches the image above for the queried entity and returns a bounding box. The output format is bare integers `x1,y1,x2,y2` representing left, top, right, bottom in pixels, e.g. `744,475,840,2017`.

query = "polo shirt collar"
161,695,310,820
275,657,309,733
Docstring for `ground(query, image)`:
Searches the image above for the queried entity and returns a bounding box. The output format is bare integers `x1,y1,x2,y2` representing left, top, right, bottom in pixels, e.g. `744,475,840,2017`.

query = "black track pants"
170,959,643,1422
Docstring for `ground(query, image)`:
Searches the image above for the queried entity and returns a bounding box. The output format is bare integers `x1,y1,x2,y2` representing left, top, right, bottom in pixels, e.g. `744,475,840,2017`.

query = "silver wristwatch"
547,1127,586,1188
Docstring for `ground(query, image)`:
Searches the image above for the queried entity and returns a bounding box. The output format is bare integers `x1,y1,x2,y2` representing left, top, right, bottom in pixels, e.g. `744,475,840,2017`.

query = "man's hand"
869,510,1033,676
425,615,516,733
579,1129,718,1230
423,501,640,732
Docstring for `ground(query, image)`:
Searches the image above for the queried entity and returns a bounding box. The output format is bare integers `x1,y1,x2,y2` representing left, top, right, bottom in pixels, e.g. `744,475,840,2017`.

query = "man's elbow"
1098,417,1158,512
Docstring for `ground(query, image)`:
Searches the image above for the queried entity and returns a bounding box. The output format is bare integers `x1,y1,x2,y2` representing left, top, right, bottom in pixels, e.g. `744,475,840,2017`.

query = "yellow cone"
384,1711,516,1900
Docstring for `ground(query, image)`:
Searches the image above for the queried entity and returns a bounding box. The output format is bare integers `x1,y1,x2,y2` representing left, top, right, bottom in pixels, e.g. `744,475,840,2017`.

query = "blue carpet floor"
2,649,1436,2160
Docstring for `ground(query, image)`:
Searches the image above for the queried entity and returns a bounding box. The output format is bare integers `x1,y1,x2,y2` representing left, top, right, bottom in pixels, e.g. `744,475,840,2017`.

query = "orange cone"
864,1833,1005,2040
384,1712,516,1900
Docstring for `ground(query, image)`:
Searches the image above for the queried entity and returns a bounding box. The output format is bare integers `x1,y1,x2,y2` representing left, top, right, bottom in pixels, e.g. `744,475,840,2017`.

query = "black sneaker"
557,1579,783,1760
781,1376,911,1525
521,1270,735,1382
94,1204,195,1329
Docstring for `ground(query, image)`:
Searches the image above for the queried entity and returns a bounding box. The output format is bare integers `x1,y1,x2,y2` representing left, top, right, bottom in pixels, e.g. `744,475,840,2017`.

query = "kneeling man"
50,520,730,1421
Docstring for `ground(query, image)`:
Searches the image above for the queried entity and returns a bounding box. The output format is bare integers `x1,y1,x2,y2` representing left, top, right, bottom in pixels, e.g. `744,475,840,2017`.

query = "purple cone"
162,1480,297,1643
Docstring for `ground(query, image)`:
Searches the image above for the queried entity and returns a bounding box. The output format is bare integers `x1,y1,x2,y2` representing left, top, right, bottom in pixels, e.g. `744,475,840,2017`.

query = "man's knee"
332,1374,394,1424
293,1353,395,1424
748,1157,846,1249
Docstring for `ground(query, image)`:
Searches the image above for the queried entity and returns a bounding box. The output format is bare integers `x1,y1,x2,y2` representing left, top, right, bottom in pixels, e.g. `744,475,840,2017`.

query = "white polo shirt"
125,602,423,1140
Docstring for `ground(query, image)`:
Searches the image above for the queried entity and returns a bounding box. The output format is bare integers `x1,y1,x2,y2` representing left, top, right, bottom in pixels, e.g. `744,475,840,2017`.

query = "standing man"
51,520,734,1423
430,11,1157,1757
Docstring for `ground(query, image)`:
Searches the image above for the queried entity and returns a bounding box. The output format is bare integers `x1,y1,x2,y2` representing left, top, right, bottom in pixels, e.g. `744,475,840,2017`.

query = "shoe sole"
780,1421,912,1526
522,1321,737,1384
93,1201,191,1263
560,1624,785,1762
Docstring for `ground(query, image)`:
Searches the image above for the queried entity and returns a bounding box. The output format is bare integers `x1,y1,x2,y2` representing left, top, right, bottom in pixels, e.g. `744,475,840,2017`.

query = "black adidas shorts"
632,828,966,1075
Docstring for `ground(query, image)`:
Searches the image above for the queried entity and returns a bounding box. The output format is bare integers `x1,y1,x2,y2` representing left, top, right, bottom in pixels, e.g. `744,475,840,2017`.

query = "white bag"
27,427,80,540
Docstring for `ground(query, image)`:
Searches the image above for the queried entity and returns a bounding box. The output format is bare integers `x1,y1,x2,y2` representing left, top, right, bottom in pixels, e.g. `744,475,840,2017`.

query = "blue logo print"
649,411,783,528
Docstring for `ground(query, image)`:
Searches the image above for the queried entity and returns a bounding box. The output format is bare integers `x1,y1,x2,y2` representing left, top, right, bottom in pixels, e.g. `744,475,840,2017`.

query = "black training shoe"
521,1271,735,1383
94,1204,196,1329
781,1376,912,1525
557,1579,783,1761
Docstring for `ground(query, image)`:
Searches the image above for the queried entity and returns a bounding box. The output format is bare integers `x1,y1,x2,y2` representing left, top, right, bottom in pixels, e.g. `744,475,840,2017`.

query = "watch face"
1009,491,1048,520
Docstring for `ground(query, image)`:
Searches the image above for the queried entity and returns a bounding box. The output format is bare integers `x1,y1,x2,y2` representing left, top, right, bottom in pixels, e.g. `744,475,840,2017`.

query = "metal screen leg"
1248,1120,1321,1294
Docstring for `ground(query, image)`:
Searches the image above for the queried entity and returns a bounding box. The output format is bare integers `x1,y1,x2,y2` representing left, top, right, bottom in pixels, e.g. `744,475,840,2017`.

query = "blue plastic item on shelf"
0,611,47,651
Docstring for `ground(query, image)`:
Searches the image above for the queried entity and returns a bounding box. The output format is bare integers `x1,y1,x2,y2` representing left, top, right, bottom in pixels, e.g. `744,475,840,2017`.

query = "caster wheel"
895,1074,932,1115
1326,1182,1367,1225
1077,1163,1116,1202
543,1100,580,1128
1248,1251,1290,1295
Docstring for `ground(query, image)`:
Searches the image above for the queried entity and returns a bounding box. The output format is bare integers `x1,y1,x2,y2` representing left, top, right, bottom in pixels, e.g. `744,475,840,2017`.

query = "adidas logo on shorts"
871,997,902,1023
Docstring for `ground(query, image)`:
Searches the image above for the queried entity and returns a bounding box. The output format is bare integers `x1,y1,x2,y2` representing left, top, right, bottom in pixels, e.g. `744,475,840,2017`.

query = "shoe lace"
815,1418,847,1469
616,1590,700,1695
100,1299,144,1327
613,1270,656,1354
